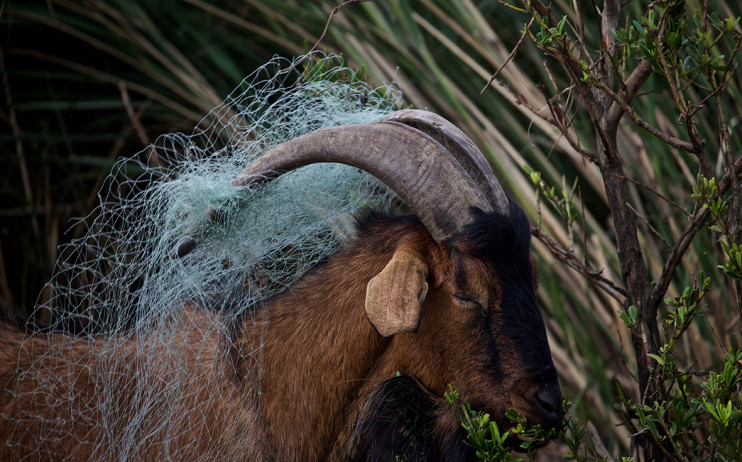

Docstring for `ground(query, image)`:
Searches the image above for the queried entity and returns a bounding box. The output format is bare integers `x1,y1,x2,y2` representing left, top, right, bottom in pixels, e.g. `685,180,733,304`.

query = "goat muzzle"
510,378,564,431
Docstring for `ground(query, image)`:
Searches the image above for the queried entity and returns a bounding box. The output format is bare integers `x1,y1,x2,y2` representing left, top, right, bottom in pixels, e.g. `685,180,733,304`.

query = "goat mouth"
507,379,564,431
468,401,563,449
506,406,564,436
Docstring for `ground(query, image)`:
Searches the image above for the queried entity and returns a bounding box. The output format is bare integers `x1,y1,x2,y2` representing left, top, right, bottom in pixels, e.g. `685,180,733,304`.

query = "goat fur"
1,209,558,461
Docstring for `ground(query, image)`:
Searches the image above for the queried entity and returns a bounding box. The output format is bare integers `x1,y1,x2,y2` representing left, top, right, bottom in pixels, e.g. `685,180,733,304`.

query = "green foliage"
524,165,580,249
693,173,742,281
614,5,738,89
614,345,742,460
662,273,710,349
299,54,401,112
446,388,627,462
524,166,579,227
693,174,729,231
719,242,742,281
618,305,639,330
446,388,515,462
535,16,568,48
609,273,742,460
445,386,559,461
504,0,742,459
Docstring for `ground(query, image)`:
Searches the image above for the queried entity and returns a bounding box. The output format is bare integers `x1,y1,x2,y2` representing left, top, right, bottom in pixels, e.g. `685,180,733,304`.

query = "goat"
1,110,562,460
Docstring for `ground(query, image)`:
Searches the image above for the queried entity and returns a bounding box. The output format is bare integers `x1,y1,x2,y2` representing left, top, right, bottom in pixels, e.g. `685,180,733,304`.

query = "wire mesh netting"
2,53,403,460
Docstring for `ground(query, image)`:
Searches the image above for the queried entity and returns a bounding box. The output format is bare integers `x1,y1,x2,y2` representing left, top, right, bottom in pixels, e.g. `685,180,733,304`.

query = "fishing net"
6,53,403,460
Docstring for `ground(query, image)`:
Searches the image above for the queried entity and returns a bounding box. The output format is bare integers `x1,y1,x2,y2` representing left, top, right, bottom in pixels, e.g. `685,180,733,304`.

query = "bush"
443,0,742,459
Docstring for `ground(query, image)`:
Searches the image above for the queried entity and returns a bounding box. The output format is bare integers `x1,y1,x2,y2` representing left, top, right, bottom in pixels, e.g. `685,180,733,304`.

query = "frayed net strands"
5,53,402,460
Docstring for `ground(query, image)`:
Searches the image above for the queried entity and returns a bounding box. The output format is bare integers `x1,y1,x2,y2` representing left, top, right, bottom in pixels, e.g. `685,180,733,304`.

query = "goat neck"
236,215,435,460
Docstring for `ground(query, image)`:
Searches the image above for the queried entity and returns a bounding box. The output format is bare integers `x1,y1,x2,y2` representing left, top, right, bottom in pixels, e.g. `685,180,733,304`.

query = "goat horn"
382,110,509,215
232,121,493,243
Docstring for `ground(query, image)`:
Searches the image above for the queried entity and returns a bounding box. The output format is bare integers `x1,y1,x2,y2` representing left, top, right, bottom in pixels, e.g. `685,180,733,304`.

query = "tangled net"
9,53,403,460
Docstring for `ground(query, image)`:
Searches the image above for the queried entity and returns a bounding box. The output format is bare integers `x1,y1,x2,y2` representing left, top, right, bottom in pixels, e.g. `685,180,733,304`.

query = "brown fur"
1,311,261,460
1,213,559,460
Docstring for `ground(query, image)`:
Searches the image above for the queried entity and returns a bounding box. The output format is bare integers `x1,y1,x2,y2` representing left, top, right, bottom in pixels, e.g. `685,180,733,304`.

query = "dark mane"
462,203,532,270
354,210,424,240
351,375,443,461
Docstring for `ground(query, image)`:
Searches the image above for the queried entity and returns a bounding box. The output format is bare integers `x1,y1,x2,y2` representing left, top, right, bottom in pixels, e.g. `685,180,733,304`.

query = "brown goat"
1,110,562,460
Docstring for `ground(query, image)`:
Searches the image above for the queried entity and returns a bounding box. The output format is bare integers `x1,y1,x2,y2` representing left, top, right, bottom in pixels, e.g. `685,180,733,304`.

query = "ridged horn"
232,121,493,243
383,110,509,215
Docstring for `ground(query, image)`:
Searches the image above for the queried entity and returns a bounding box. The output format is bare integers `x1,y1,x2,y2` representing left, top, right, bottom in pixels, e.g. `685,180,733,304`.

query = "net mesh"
5,53,403,460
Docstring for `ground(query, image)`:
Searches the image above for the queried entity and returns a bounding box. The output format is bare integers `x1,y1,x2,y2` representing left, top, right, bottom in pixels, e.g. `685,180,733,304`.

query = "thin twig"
0,240,12,305
541,88,599,163
282,0,375,74
480,17,534,95
611,173,692,218
542,60,561,99
717,78,742,319
587,422,615,462
684,69,735,120
556,54,617,161
581,189,589,267
626,203,670,248
589,70,697,152
531,226,627,303
502,79,599,164
568,0,591,67
528,0,554,27
653,35,714,177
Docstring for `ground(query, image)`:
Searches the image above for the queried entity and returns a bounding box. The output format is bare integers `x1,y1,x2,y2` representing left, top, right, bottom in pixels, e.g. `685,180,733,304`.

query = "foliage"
446,386,517,461
445,386,560,461
500,0,742,458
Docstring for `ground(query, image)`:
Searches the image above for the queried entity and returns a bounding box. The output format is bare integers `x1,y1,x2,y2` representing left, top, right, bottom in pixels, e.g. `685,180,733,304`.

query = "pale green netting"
9,53,403,460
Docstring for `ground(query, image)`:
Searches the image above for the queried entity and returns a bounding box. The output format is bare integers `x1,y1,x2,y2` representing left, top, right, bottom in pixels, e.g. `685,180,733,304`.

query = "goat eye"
454,296,483,310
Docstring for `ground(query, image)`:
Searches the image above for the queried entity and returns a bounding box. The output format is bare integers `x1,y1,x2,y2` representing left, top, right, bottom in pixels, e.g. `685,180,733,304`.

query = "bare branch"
626,203,670,249
499,78,600,164
536,83,600,163
118,82,150,147
650,30,711,175
685,70,735,120
528,0,555,27
590,75,697,152
283,0,375,74
532,226,627,304
600,0,621,67
542,60,561,96
611,173,692,218
606,59,652,128
481,17,535,95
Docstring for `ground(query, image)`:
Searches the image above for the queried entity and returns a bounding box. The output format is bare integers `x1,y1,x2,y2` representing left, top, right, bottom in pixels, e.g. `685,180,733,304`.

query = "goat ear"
365,249,429,338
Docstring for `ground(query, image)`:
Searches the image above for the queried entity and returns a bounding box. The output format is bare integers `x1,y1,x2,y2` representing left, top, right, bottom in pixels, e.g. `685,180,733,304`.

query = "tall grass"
2,0,740,457
1,1,299,310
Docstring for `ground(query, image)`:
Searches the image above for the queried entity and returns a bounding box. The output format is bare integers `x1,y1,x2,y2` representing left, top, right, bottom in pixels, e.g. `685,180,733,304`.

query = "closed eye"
454,296,483,310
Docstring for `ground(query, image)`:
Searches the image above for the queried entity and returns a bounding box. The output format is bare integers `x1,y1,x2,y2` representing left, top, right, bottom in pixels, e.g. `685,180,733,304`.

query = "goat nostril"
535,385,564,430
536,386,561,414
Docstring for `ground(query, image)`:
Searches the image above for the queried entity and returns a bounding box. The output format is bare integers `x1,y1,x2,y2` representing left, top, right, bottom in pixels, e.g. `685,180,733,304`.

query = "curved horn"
383,110,509,215
232,122,493,243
